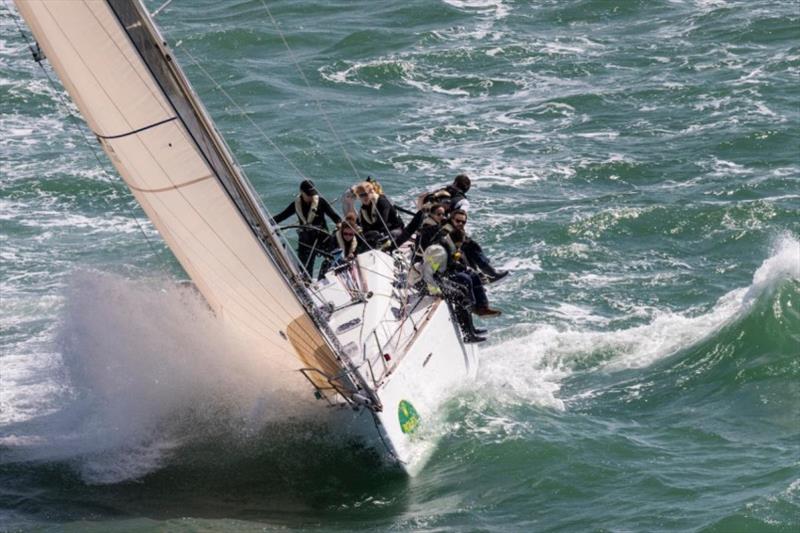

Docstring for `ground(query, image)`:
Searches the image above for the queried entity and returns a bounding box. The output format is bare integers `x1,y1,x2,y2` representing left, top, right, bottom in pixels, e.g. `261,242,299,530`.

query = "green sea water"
1,0,799,531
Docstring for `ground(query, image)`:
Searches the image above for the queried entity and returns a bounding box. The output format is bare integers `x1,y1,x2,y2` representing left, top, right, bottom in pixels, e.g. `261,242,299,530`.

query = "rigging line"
150,0,174,18
176,45,326,283
8,7,169,273
167,38,323,284
94,116,178,140
257,0,362,182
176,45,311,182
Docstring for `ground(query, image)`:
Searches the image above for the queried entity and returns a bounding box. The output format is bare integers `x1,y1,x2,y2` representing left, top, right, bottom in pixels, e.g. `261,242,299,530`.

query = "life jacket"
335,228,358,257
418,188,452,211
360,194,400,228
439,234,457,259
421,215,439,228
294,194,320,225
412,216,443,262
443,185,467,211
359,196,379,226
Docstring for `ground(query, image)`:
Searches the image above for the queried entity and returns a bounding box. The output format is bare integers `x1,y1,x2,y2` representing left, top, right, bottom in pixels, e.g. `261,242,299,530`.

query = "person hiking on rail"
442,208,509,283
420,228,500,343
418,173,473,213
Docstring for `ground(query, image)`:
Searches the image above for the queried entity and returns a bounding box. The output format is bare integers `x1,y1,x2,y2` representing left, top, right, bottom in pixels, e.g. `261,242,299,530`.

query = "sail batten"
14,0,349,393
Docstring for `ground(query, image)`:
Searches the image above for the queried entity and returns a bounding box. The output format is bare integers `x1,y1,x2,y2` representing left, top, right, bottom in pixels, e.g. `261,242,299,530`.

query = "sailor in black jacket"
354,181,403,246
273,180,341,278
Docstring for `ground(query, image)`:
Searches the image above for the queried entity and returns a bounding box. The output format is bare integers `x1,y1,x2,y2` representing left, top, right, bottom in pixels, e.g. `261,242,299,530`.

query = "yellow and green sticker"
398,400,420,434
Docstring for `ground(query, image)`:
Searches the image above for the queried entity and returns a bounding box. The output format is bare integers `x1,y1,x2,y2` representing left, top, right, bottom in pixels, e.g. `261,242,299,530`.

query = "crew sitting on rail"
354,180,403,247
441,228,502,318
420,228,501,343
273,179,341,279
390,200,444,253
441,209,508,283
408,202,447,262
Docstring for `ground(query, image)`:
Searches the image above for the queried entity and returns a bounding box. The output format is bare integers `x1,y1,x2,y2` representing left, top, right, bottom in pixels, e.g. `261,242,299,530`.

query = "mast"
13,0,372,402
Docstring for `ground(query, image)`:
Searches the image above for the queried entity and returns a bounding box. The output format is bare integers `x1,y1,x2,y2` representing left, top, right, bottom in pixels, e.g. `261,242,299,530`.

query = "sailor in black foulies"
419,173,472,213
273,179,341,278
318,211,368,278
354,180,403,247
444,209,509,283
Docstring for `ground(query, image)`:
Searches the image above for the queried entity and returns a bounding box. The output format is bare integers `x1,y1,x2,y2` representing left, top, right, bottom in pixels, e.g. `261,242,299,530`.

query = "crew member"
392,202,447,258
445,209,509,283
318,212,368,277
355,181,403,246
273,179,341,278
441,228,501,318
421,228,501,343
419,173,472,213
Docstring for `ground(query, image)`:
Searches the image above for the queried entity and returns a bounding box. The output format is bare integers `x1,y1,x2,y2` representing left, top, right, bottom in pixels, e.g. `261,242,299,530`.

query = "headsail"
13,0,347,391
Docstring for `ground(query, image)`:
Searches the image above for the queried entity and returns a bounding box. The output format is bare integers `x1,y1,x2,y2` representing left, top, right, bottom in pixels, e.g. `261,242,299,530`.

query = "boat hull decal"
398,400,420,434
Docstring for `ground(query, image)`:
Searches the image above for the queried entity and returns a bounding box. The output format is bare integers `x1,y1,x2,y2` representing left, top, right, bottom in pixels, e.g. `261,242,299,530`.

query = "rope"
257,0,362,182
178,46,334,282
174,20,405,281
177,45,311,182
150,0,174,18
9,9,169,272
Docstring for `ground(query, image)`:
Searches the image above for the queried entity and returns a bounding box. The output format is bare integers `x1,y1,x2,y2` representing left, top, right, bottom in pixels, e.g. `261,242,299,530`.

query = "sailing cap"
300,179,317,194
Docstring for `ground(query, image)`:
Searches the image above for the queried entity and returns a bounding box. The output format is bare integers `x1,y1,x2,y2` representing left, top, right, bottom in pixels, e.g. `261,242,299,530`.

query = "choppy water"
1,0,799,531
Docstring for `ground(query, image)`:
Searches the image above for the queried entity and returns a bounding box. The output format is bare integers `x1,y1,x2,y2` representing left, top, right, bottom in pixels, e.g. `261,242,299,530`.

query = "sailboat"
13,0,479,474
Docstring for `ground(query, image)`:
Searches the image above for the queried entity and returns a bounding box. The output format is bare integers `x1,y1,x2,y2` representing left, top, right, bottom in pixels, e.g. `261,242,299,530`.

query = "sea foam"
477,233,800,407
1,271,319,484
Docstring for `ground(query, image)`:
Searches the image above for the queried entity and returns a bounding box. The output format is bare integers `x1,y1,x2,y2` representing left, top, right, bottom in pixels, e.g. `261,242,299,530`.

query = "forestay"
14,0,346,389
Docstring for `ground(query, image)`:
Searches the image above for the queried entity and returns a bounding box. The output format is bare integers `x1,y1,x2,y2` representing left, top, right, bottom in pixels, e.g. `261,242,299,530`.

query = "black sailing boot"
455,306,486,343
483,265,509,283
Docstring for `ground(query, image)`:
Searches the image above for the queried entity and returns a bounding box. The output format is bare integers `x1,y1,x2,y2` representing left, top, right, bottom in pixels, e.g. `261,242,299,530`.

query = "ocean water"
1,0,799,531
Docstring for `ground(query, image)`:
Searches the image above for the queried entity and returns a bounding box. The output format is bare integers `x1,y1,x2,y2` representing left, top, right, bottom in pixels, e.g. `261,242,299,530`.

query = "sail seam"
95,116,177,140
126,173,212,193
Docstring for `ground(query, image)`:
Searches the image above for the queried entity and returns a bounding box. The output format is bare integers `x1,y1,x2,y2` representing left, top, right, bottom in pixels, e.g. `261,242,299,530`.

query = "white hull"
311,250,479,474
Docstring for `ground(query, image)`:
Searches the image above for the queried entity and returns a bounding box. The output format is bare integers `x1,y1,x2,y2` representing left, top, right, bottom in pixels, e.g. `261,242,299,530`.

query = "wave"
475,233,800,410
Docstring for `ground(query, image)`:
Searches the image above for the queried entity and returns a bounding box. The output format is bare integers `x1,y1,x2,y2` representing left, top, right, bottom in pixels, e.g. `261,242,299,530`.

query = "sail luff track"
13,0,349,391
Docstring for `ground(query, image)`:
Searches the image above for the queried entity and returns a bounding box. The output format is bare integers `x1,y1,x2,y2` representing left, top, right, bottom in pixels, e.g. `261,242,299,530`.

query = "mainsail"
14,0,348,390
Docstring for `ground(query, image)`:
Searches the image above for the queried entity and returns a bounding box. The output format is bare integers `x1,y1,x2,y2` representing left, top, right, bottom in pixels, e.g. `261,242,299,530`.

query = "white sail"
13,0,347,389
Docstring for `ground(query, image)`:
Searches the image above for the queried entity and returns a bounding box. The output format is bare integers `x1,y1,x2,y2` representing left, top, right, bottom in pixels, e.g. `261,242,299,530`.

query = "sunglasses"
453,218,467,224
342,232,355,237
358,192,369,198
432,211,445,217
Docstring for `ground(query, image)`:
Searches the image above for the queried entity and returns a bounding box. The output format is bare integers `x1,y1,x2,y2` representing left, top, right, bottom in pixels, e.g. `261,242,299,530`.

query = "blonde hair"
369,179,384,195
354,181,374,196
